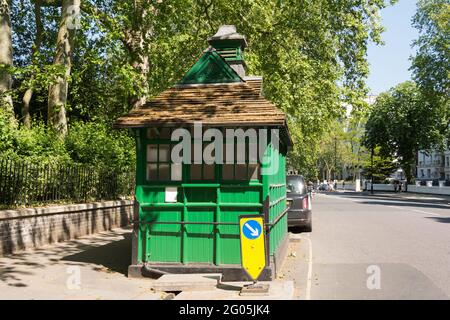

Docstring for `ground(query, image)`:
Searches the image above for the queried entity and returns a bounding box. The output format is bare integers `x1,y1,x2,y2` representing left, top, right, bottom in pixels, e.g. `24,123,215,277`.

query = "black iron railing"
0,158,135,207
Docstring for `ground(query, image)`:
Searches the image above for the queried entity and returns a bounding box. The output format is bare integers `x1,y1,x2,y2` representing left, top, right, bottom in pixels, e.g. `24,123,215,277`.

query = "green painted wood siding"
133,128,287,266
262,141,288,256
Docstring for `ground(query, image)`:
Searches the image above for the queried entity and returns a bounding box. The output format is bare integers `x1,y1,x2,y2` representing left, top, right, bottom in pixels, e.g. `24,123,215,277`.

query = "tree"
47,0,79,137
362,146,398,183
229,0,392,174
4,0,392,170
79,0,160,109
316,120,354,181
21,0,44,128
411,0,450,139
336,102,373,182
363,81,445,185
0,0,14,121
75,0,391,173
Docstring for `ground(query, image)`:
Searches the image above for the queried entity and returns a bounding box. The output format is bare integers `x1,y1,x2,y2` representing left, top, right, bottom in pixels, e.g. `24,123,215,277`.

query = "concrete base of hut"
128,233,289,282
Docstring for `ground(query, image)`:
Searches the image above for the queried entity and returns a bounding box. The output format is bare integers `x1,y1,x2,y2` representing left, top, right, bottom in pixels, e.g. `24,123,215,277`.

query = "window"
222,139,260,181
189,143,216,181
186,130,261,182
446,157,449,167
146,128,182,182
145,127,263,182
287,176,306,194
147,144,179,181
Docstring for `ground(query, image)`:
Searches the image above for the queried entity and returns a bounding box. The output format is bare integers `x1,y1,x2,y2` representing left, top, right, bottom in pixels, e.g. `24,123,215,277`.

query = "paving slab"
150,273,222,292
173,280,294,300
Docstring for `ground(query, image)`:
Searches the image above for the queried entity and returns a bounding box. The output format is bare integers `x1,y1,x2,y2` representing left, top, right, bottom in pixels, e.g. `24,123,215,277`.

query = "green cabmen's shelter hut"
114,25,293,281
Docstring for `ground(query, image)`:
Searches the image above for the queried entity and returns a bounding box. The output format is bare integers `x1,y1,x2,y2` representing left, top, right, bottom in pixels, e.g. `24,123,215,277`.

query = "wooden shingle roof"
113,28,292,148
113,82,287,128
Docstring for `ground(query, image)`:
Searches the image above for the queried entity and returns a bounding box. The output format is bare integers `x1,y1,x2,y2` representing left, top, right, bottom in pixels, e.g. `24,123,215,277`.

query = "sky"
366,0,419,95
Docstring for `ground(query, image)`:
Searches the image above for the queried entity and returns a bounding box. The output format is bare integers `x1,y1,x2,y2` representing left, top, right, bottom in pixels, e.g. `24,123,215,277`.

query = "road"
282,191,450,300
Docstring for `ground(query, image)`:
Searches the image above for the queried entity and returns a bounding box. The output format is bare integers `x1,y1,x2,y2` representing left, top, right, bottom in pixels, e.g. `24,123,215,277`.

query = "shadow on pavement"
62,233,131,276
425,217,450,224
0,228,131,286
288,226,304,234
325,191,450,208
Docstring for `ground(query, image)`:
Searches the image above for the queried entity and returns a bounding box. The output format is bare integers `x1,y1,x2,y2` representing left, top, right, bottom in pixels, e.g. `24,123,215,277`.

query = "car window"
286,176,306,194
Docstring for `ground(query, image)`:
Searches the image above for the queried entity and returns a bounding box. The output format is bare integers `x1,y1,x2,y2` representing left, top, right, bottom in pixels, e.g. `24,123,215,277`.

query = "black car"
286,175,312,232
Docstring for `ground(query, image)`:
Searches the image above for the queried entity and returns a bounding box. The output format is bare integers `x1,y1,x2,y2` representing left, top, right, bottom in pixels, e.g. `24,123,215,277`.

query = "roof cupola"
208,25,247,78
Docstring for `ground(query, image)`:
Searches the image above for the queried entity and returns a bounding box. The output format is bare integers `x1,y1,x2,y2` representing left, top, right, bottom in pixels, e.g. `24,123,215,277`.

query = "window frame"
142,127,263,184
144,127,183,183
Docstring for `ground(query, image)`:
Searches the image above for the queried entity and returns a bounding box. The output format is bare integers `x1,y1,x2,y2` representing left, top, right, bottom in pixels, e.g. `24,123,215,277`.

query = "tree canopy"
411,0,450,141
363,81,446,183
1,0,392,171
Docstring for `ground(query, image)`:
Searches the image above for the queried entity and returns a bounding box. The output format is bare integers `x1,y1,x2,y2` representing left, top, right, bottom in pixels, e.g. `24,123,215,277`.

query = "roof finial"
208,25,248,48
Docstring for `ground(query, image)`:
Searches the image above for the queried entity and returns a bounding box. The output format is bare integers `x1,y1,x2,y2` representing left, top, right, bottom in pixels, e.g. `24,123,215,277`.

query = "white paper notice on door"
165,187,178,203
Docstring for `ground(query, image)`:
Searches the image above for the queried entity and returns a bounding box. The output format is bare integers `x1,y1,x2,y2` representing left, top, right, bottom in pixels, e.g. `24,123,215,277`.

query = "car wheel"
302,213,312,232
302,222,312,232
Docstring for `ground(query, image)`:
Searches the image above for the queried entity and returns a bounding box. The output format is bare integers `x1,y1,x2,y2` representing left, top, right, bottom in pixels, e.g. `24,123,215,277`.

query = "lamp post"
334,137,337,180
370,146,374,195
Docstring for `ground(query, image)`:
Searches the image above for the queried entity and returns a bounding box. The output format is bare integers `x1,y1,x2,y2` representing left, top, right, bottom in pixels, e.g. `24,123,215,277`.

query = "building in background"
417,148,449,181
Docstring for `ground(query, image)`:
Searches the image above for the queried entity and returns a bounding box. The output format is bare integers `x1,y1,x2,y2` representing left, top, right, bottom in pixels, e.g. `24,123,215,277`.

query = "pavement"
172,280,294,300
0,226,294,300
0,228,165,300
281,191,450,299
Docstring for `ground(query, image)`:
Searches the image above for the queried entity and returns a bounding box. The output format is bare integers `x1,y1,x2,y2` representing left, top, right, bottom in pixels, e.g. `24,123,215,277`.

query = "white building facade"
417,149,449,181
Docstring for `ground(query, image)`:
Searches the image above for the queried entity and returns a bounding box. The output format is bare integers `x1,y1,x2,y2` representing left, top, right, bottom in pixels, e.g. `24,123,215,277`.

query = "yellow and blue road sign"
239,215,267,281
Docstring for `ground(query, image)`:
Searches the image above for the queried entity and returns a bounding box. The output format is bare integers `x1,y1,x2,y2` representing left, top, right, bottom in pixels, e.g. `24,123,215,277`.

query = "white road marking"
301,234,313,300
411,209,440,216
363,202,441,216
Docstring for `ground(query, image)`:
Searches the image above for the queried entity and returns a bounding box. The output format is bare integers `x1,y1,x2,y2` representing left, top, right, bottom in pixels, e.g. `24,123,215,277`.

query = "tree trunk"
130,53,149,108
47,0,79,137
123,28,150,109
0,0,14,121
404,162,413,192
22,0,44,128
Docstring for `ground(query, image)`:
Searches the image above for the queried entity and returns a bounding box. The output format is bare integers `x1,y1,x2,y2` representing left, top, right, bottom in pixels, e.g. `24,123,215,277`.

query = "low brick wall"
0,200,133,256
